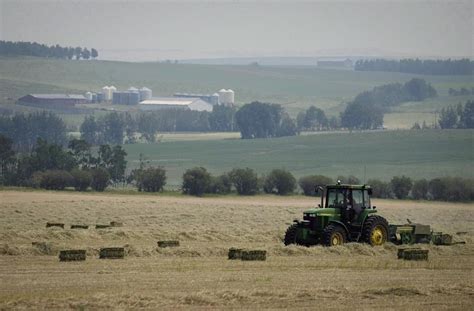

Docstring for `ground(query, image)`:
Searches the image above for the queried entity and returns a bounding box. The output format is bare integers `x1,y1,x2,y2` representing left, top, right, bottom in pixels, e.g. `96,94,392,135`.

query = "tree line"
0,40,98,60
0,135,126,191
448,87,474,96
355,58,473,75
437,100,474,129
1,136,471,202
340,78,437,130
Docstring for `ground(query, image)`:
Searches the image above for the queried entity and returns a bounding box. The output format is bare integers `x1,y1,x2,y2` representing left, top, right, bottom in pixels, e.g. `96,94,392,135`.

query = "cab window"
352,190,363,209
363,190,371,208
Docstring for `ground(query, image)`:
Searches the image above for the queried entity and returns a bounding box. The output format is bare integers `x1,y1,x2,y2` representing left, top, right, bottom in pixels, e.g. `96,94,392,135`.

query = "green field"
1,56,472,122
123,129,473,187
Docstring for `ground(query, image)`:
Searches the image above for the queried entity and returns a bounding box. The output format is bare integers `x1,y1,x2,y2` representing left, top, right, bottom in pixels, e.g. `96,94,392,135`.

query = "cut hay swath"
240,250,267,261
99,247,125,259
397,248,429,261
110,221,123,227
157,240,180,248
46,222,64,228
59,250,86,262
70,225,89,229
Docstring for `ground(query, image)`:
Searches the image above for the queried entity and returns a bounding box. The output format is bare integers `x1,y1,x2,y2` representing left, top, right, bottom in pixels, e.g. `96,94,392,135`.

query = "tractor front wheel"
362,215,389,246
284,224,299,246
322,224,347,246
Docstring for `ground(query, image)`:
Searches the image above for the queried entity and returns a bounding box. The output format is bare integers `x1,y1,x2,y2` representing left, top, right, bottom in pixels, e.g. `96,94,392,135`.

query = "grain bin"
85,92,93,101
102,86,111,101
91,93,98,103
129,92,140,105
109,86,117,95
210,93,220,105
227,89,235,105
139,87,152,101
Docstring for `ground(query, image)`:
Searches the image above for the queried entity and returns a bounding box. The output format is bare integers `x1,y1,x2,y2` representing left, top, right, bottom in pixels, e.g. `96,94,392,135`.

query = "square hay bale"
110,221,123,227
157,240,180,248
99,247,125,259
402,249,429,261
95,224,111,229
71,225,89,229
241,250,266,261
59,250,86,262
228,248,243,260
397,247,421,259
432,233,453,245
46,222,64,229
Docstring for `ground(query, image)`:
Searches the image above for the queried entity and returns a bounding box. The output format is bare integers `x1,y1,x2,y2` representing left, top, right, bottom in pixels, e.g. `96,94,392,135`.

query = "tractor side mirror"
318,204,321,207
368,188,373,195
373,206,377,209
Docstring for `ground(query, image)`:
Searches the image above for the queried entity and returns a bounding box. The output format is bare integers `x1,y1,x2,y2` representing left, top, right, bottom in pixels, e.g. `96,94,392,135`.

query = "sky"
0,0,472,61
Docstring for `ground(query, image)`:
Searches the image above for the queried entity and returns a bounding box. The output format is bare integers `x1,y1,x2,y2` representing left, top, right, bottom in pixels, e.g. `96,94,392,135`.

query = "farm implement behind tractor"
389,220,465,246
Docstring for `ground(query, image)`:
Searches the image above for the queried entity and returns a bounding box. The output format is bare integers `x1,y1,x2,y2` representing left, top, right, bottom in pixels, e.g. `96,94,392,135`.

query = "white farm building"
139,97,213,112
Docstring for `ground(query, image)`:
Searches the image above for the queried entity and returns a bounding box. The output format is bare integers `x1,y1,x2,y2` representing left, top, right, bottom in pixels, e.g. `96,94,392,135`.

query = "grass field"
0,190,472,309
123,129,474,187
1,56,472,118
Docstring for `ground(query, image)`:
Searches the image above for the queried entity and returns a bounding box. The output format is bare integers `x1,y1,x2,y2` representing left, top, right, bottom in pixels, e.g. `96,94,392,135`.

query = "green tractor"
284,183,389,247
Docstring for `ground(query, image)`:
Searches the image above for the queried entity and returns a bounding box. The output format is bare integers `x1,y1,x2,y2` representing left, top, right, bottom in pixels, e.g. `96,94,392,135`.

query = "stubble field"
0,190,473,309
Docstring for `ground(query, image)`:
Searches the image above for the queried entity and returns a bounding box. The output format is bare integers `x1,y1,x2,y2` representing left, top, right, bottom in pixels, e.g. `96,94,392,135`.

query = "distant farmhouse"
317,58,353,68
138,97,213,112
18,94,87,108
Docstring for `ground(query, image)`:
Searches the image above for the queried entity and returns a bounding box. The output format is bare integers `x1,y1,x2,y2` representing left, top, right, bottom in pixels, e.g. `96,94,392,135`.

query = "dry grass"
0,190,473,309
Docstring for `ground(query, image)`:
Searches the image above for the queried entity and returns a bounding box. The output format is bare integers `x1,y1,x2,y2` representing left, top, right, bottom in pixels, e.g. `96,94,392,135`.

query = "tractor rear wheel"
284,224,299,245
322,224,347,246
362,215,389,246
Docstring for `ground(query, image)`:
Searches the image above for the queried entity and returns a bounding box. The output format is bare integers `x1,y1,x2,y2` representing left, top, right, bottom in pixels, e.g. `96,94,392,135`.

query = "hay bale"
71,225,89,229
95,224,111,229
59,250,86,261
401,249,428,261
432,233,453,245
228,248,243,260
397,247,421,259
241,250,266,261
46,222,64,229
110,221,123,227
157,240,180,248
99,247,125,259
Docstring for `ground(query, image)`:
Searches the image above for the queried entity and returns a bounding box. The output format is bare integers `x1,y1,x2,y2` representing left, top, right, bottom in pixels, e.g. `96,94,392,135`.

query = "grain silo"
218,89,230,104
102,86,111,101
210,93,220,105
91,93,98,102
128,87,138,93
227,89,235,105
139,87,152,101
112,91,121,105
129,92,140,105
85,92,93,101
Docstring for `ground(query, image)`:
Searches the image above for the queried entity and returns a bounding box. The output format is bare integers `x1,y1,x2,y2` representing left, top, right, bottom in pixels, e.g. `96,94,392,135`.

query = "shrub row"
30,168,110,192
182,167,297,196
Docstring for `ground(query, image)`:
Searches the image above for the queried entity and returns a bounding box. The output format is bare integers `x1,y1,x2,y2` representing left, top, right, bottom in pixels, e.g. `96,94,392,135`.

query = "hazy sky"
1,0,472,61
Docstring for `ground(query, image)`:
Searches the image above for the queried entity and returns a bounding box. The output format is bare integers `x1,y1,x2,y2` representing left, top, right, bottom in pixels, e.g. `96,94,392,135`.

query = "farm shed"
18,94,87,108
138,97,213,112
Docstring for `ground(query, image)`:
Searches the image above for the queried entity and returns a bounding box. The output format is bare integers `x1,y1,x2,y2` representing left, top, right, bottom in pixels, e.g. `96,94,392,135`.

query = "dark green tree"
263,169,296,195
182,167,211,196
228,168,259,195
390,176,413,199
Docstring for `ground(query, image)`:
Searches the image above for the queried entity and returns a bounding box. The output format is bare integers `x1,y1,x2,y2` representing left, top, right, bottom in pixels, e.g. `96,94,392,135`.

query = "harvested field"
0,190,473,309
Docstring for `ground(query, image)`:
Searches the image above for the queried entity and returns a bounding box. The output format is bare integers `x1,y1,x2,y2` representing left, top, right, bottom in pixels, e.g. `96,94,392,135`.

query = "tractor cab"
285,183,389,247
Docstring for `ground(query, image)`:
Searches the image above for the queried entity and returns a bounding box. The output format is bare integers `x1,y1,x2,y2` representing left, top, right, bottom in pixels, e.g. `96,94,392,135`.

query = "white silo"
227,89,235,105
109,86,117,101
139,87,152,101
218,88,230,105
85,91,93,101
128,86,138,93
102,86,111,101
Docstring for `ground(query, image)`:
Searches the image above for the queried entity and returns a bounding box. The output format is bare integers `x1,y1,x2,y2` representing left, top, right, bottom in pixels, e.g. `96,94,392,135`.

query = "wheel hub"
371,226,385,245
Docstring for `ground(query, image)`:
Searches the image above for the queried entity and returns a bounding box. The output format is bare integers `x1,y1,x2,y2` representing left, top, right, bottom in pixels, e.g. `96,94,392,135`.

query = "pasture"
0,190,472,309
124,129,474,187
1,56,472,118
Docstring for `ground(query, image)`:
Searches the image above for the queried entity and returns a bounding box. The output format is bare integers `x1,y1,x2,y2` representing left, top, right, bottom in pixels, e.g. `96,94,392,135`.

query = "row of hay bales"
47,221,123,229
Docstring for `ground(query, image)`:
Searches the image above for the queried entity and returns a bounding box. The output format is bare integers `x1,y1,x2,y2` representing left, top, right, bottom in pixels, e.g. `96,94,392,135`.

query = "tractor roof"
326,184,372,190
